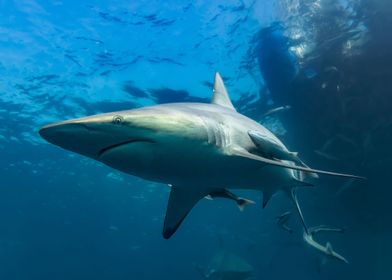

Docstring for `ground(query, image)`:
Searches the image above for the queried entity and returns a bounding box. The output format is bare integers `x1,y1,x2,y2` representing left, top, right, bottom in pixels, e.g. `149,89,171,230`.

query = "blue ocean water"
0,0,391,279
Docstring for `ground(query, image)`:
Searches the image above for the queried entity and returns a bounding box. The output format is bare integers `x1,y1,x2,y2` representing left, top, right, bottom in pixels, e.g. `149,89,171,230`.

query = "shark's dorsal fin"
212,72,236,111
162,186,209,239
326,242,333,254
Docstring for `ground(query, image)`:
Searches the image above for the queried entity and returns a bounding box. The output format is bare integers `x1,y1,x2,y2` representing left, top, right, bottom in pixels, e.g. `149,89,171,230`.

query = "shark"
39,72,364,239
303,225,348,264
194,250,254,280
274,206,348,264
290,190,349,264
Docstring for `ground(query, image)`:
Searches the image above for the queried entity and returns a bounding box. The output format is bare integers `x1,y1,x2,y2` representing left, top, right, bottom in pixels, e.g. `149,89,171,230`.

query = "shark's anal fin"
212,72,236,111
230,147,366,180
163,186,208,239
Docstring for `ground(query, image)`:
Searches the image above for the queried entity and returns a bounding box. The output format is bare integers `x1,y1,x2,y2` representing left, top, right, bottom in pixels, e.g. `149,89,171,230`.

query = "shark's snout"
39,122,90,144
39,120,111,159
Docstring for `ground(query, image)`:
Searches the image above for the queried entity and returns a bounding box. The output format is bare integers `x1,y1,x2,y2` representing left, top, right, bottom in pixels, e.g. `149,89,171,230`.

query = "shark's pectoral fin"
229,147,365,180
163,186,208,239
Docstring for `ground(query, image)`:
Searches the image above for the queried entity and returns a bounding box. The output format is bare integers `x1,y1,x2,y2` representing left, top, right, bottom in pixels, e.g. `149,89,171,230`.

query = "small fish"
335,178,355,196
314,150,340,161
262,105,291,117
276,211,293,233
108,225,119,231
324,66,339,73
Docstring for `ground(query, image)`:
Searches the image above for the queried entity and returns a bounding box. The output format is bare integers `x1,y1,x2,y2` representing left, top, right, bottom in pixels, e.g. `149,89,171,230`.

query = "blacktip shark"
39,72,365,239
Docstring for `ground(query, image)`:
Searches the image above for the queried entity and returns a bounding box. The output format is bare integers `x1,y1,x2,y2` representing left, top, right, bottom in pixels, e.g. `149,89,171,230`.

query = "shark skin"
39,72,364,239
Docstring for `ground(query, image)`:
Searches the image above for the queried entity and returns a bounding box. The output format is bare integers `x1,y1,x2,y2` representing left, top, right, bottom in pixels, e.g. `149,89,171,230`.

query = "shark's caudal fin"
163,186,209,239
212,72,236,111
230,147,366,180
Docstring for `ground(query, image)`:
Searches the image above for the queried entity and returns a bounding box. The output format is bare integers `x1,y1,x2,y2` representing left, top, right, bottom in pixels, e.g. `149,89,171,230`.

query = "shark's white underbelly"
98,138,295,192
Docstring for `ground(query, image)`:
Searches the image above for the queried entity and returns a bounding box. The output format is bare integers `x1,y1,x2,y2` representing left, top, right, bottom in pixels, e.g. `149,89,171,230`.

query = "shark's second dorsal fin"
212,72,236,111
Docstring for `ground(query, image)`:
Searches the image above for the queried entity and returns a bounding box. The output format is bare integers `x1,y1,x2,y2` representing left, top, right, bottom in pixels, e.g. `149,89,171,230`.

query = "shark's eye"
112,115,124,125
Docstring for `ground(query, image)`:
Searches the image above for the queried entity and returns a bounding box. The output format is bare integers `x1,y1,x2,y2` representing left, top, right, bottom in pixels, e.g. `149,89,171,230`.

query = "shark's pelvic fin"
163,186,208,239
209,189,255,211
230,147,366,180
212,72,236,111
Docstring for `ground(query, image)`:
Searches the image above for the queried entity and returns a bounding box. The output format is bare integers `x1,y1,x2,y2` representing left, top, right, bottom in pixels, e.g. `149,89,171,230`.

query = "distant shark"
194,250,254,280
274,207,348,264
303,225,348,264
39,72,364,239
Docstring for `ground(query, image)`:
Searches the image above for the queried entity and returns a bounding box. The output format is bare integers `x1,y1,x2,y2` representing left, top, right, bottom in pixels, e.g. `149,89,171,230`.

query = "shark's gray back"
146,102,285,150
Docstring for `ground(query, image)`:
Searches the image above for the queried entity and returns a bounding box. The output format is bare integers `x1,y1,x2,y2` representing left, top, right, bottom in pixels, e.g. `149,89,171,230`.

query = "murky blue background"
0,0,391,279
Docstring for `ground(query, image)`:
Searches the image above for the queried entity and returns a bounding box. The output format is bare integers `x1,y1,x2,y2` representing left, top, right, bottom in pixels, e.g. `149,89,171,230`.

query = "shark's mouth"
98,138,155,158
